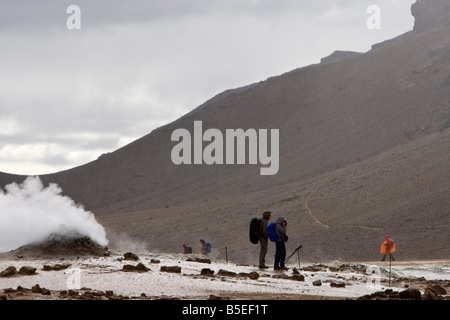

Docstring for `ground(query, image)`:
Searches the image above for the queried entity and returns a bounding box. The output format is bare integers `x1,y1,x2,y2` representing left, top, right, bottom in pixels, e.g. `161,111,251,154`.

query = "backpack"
206,242,212,253
249,218,263,244
267,222,278,242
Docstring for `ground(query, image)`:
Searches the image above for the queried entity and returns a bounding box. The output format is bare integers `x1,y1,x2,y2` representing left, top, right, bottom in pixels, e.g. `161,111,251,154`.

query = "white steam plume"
0,176,108,252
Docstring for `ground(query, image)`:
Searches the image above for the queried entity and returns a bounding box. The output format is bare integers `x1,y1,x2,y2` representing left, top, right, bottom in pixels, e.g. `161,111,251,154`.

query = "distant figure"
274,216,288,271
380,235,396,261
259,211,271,269
200,239,212,255
182,244,192,254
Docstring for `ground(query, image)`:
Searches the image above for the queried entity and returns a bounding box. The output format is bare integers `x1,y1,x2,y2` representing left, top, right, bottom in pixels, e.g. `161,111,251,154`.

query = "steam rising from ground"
0,176,108,252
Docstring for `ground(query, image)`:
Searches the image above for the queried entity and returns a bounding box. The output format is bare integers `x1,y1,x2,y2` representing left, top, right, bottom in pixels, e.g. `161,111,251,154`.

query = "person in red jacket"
380,235,396,261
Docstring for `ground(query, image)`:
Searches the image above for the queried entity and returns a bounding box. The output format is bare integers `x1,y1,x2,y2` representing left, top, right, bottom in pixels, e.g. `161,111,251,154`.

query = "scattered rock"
312,280,322,286
31,284,43,294
160,266,181,273
43,264,71,271
248,272,260,280
0,266,17,278
237,272,260,280
358,288,422,300
218,270,237,277
399,288,422,300
301,264,328,272
200,268,215,276
122,263,150,272
195,257,211,264
427,282,447,295
209,294,229,300
150,259,160,264
272,274,305,281
123,252,139,261
30,284,50,295
187,257,211,264
423,288,439,300
18,266,36,275
0,266,37,277
330,282,346,288
423,282,447,300
105,290,114,298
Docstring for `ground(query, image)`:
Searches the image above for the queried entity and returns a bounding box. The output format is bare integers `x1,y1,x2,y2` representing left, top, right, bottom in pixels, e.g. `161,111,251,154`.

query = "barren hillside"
2,0,449,264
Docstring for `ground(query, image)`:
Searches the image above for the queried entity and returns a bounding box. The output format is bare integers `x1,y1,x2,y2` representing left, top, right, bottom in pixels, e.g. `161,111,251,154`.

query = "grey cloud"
0,0,416,174
0,0,386,31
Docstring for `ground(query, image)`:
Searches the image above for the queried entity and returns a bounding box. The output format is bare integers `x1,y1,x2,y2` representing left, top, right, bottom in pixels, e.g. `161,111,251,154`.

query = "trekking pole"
284,245,303,264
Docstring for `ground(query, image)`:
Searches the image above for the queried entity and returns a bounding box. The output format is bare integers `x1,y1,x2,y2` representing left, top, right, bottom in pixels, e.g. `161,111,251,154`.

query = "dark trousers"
274,241,286,268
259,238,268,267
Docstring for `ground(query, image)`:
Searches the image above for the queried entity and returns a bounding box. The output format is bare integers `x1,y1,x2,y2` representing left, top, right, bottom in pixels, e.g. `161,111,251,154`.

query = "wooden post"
225,246,228,264
389,254,392,287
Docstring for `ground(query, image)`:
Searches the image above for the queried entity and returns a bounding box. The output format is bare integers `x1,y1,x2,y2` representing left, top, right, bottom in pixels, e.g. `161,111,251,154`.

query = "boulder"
42,263,71,271
399,288,422,300
312,280,322,286
423,282,446,300
427,282,447,295
19,266,36,275
122,262,150,272
200,268,215,275
217,270,237,277
0,266,17,278
160,266,181,273
123,252,139,261
330,282,346,288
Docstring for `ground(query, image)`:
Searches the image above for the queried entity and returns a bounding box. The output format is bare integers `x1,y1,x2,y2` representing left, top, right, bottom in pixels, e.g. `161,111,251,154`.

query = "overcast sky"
0,0,415,175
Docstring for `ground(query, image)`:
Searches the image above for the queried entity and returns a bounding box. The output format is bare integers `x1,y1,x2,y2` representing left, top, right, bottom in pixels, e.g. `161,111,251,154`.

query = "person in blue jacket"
274,216,288,271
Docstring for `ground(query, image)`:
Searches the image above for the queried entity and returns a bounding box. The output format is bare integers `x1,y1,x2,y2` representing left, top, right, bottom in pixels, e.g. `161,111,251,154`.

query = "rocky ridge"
412,0,450,33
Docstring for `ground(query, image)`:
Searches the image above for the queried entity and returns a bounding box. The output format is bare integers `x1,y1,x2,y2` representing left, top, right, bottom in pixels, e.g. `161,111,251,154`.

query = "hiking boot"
280,266,289,271
259,265,269,269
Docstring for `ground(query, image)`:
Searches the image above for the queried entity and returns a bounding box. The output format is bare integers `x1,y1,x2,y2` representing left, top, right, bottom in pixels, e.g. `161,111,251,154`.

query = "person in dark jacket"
258,211,271,269
274,216,288,271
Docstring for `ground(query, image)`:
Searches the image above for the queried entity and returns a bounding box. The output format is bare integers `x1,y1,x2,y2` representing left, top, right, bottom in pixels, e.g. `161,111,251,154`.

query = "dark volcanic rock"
200,268,215,275
0,266,17,278
123,252,139,261
399,288,422,300
18,266,37,275
358,288,422,300
42,264,71,271
160,266,181,273
122,262,150,272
